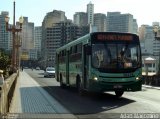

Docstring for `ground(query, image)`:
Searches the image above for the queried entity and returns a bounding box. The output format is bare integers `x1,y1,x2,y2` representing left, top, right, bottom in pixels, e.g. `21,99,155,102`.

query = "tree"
0,49,11,77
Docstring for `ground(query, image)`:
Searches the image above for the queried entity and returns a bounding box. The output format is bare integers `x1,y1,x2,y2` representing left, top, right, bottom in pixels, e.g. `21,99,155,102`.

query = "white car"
36,67,40,70
44,67,55,77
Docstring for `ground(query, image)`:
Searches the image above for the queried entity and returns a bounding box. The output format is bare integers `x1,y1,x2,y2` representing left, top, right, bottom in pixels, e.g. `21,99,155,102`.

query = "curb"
142,85,160,90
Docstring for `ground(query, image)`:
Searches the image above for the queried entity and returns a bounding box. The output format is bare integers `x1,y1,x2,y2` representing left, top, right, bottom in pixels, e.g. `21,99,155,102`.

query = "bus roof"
56,33,90,52
56,32,139,53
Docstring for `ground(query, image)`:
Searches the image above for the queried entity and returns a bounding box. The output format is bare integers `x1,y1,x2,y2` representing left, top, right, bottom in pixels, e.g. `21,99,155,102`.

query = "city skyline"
1,0,160,27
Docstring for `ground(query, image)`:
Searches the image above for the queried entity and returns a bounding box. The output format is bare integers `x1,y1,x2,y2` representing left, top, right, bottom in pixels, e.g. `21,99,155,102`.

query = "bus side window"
77,43,82,53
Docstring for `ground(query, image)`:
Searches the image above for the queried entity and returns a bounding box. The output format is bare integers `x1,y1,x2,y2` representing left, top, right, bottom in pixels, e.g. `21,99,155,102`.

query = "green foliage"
0,49,11,73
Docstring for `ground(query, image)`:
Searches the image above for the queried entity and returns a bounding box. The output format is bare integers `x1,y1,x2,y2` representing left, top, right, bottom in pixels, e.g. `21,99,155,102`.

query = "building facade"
20,17,34,50
94,13,107,32
73,12,88,26
106,12,138,33
20,17,36,67
87,2,94,25
42,10,67,28
139,24,160,56
34,26,42,58
0,11,12,52
41,19,89,68
41,10,67,68
139,23,160,75
141,25,154,55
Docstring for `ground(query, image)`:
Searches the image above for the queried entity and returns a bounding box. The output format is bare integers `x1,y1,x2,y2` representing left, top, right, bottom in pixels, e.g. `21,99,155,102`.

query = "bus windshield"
92,42,141,73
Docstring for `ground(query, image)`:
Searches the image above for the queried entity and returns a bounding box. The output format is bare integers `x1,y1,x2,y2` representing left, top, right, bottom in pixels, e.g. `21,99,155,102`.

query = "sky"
1,0,160,27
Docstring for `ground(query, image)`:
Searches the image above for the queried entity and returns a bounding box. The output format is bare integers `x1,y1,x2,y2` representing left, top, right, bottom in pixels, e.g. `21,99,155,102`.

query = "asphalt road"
25,69,160,118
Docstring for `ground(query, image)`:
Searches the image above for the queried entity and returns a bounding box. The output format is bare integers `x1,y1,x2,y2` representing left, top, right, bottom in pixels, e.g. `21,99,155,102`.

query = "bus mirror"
86,46,91,55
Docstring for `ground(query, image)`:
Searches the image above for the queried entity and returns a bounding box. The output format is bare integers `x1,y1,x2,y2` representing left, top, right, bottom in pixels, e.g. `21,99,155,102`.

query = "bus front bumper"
88,79,142,93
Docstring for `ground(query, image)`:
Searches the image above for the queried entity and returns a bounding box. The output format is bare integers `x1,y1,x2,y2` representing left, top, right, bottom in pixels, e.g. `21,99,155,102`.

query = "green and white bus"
55,32,142,97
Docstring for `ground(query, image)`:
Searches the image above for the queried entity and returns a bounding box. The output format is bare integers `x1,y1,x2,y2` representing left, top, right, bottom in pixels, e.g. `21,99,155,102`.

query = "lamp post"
15,34,22,70
153,25,160,75
5,1,24,73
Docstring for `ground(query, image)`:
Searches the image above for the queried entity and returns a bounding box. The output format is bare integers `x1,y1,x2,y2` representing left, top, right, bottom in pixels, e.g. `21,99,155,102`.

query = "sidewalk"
142,84,160,90
8,71,76,119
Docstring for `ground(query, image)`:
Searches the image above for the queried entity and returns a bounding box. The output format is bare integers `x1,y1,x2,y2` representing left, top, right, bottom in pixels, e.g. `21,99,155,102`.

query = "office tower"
34,26,42,58
87,2,94,25
40,9,90,68
106,12,138,33
73,12,88,26
139,25,154,55
0,11,12,51
19,17,36,66
42,10,67,28
94,13,107,32
139,25,147,41
139,23,160,56
20,17,34,50
41,10,67,68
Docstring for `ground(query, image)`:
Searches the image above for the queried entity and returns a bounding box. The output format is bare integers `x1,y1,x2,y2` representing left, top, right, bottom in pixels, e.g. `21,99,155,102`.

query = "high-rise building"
41,10,67,68
133,19,138,34
40,9,90,68
87,2,94,25
40,19,89,68
21,17,34,50
19,17,35,66
34,26,42,58
73,12,88,26
139,23,160,56
41,26,61,67
94,13,107,32
42,10,67,28
139,25,154,55
106,12,138,33
0,11,12,51
138,25,147,41
56,21,89,45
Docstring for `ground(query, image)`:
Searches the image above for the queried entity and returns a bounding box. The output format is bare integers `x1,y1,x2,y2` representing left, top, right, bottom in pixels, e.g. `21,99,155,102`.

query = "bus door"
83,45,90,89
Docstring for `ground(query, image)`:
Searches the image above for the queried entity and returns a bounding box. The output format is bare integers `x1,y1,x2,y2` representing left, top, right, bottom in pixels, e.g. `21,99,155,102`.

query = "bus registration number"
114,85,123,89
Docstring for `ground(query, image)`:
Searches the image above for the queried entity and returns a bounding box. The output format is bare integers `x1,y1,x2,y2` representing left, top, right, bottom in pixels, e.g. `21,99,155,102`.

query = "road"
25,69,160,118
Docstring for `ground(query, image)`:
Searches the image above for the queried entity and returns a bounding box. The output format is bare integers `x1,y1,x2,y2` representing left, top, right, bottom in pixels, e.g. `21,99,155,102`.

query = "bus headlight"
136,77,140,80
93,76,98,81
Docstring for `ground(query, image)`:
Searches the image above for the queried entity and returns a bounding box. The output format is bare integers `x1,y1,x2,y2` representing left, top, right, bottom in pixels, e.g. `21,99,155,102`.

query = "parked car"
44,67,55,78
36,67,40,70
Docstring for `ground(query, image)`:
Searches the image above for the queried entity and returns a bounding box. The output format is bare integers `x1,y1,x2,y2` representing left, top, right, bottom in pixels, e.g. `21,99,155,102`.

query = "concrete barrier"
0,72,18,114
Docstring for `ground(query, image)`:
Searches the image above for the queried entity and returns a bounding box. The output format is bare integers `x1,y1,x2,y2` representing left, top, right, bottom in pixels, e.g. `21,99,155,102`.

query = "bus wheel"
115,91,124,98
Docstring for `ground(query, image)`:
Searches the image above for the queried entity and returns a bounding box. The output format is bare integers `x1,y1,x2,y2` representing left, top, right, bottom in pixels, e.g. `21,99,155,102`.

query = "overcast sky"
1,0,160,27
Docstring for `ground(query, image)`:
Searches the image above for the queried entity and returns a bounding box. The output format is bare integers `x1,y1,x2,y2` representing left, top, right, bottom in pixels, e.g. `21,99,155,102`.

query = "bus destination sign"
97,34,133,41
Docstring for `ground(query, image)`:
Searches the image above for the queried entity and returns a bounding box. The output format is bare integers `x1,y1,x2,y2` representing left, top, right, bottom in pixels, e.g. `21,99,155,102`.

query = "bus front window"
92,44,112,68
92,43,141,72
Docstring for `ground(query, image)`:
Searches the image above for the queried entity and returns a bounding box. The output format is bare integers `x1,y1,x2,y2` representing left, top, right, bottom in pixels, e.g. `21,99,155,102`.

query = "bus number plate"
114,85,123,89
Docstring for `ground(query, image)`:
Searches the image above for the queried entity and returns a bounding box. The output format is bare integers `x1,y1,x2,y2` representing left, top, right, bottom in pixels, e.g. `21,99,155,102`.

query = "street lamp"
5,1,24,73
15,34,22,70
153,25,160,75
153,26,158,38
